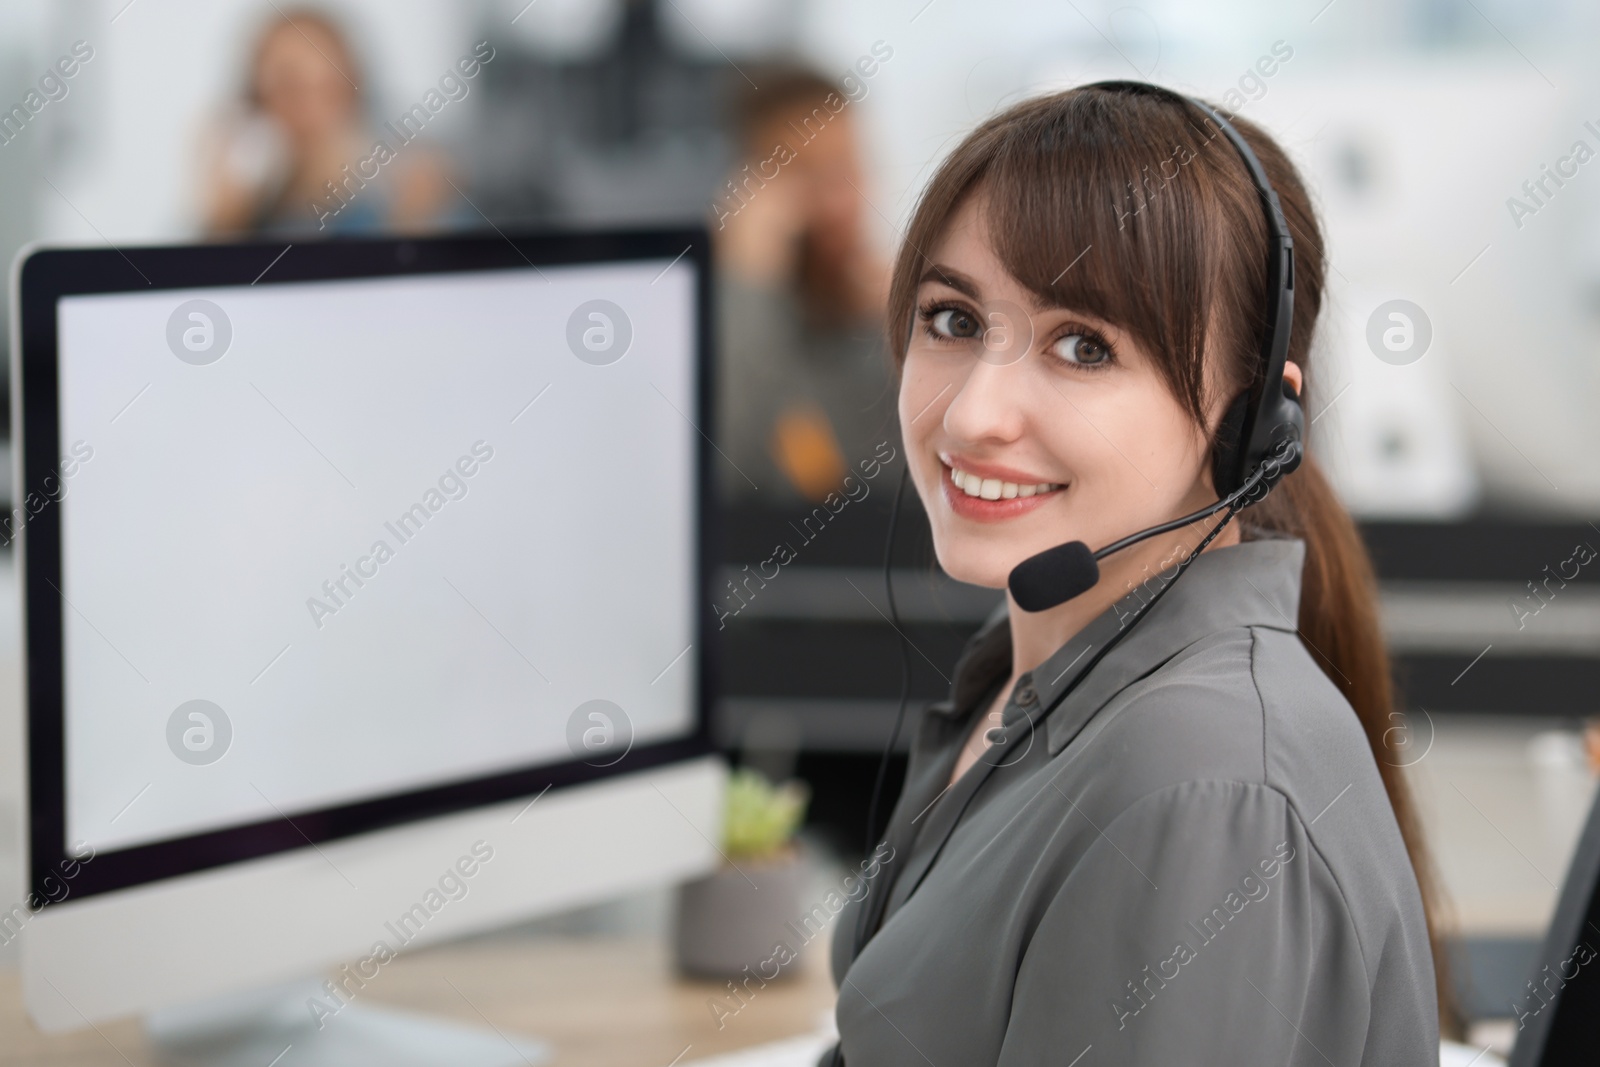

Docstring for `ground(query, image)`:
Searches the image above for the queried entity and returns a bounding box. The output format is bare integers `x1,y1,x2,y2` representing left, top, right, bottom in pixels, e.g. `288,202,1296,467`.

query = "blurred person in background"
200,6,452,238
714,67,896,507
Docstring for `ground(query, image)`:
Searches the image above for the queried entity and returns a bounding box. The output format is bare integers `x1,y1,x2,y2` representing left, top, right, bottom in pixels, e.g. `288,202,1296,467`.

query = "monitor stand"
143,978,551,1067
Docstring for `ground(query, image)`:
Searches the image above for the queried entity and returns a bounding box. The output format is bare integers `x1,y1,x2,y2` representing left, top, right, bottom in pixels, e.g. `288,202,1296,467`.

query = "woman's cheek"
895,376,938,497
899,352,956,431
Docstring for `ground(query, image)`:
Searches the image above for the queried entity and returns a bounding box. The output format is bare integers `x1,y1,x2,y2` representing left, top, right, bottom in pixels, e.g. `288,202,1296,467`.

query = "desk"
0,934,839,1067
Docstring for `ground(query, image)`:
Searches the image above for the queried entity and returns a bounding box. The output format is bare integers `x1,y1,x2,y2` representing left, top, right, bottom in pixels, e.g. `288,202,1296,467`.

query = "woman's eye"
1051,333,1111,366
930,308,982,339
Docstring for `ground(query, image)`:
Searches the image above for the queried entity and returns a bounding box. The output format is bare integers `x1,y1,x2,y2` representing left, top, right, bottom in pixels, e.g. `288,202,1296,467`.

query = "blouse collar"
926,536,1308,757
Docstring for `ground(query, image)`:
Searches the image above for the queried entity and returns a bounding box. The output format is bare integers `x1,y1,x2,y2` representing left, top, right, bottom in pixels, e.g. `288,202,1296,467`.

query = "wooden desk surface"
0,934,839,1066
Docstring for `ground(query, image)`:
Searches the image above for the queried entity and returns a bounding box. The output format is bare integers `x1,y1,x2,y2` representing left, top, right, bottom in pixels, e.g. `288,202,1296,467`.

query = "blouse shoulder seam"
1244,624,1375,986
1247,626,1270,789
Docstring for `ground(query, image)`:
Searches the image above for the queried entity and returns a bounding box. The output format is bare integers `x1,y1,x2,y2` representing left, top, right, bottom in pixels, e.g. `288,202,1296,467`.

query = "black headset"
1005,82,1306,613
844,86,1310,1024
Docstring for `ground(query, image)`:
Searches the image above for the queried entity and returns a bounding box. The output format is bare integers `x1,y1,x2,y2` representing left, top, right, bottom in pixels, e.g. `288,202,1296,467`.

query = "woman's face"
900,194,1228,592
751,107,866,259
254,21,358,143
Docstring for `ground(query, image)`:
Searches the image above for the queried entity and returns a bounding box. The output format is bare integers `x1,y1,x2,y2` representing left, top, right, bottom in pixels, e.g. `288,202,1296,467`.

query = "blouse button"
1014,683,1038,707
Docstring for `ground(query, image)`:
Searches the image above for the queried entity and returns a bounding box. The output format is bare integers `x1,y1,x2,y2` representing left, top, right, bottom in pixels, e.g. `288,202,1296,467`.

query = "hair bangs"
889,86,1275,430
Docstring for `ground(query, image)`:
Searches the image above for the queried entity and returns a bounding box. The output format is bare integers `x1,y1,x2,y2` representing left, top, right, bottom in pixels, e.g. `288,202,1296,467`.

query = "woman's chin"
931,545,1013,591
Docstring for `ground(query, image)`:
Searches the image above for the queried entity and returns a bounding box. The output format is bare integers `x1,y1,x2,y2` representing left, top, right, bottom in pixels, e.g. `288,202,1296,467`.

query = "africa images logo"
565,300,632,365
166,700,232,765
1365,299,1431,366
565,699,634,767
166,299,233,365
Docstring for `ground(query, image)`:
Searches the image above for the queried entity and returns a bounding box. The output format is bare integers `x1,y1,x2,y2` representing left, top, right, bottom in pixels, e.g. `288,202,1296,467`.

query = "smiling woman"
821,84,1455,1066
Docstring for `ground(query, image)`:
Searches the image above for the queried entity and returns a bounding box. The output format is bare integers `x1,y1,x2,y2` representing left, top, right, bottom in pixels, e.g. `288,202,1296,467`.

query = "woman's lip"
940,463,1062,522
938,451,1058,486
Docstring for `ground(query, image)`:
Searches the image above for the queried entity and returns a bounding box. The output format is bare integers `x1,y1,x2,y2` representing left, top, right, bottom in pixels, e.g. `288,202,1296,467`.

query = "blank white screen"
55,258,699,853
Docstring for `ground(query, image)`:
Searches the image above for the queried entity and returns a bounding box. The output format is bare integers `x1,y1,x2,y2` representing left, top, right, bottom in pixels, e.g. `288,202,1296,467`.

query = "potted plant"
673,767,810,979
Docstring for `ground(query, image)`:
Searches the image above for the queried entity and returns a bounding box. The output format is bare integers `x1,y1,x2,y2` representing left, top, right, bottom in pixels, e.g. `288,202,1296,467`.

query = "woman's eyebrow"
917,264,981,300
917,264,1077,315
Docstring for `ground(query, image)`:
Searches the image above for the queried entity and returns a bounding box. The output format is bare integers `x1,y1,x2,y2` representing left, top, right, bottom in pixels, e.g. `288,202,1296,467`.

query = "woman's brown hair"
885,84,1459,1035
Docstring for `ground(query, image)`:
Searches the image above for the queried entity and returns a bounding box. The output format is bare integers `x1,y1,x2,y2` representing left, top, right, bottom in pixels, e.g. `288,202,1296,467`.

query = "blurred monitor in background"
714,66,896,508
199,6,454,238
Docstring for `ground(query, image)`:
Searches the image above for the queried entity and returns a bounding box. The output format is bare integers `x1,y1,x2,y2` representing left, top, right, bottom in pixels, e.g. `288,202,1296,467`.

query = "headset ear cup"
1210,391,1251,497
1277,380,1306,461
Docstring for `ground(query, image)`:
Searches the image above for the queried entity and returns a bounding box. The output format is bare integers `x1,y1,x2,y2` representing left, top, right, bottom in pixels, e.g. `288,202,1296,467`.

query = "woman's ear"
1282,360,1304,398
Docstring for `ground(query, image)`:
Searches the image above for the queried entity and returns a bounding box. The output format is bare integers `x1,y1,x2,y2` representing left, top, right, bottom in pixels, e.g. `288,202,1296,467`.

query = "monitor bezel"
1507,786,1600,1067
16,229,720,902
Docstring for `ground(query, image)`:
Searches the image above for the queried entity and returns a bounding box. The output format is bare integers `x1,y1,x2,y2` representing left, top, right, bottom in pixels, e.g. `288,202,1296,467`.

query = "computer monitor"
9,230,723,1057
1508,785,1600,1066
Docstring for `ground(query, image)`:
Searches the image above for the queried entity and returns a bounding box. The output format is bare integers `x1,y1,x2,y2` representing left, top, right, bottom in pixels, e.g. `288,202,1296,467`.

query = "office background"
2,0,1599,1056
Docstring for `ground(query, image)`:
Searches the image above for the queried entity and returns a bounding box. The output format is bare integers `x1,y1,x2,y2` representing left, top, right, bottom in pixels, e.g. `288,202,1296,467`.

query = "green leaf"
722,767,810,861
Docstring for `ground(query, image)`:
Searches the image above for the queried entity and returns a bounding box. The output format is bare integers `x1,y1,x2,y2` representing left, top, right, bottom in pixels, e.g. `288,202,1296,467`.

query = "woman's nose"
942,356,1030,447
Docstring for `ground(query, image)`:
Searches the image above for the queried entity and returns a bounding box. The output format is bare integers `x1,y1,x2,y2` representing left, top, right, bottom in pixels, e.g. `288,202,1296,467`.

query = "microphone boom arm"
1092,437,1301,564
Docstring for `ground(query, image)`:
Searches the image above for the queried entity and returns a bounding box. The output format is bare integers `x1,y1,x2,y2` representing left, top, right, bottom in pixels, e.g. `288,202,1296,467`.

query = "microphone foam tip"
1008,540,1099,613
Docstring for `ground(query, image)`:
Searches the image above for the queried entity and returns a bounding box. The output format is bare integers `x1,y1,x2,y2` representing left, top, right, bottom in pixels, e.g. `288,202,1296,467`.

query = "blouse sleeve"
996,778,1373,1066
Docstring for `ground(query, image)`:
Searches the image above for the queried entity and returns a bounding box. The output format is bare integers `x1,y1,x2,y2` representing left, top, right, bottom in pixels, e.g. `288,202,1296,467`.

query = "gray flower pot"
674,849,808,980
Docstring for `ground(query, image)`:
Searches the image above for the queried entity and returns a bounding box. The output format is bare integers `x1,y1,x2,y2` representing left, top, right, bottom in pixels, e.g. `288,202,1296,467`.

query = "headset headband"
1081,81,1303,496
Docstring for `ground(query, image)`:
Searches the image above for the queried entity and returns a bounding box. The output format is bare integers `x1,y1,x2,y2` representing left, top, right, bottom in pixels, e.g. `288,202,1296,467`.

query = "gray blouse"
825,536,1438,1065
